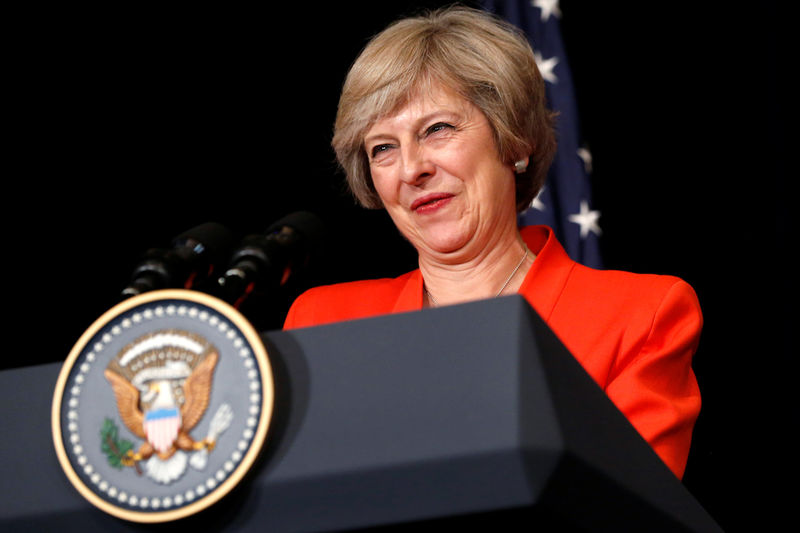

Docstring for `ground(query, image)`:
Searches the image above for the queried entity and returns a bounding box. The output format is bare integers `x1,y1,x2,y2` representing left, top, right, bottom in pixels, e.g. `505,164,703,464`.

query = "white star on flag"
577,147,593,174
534,50,559,84
568,200,602,238
530,187,546,211
531,0,561,21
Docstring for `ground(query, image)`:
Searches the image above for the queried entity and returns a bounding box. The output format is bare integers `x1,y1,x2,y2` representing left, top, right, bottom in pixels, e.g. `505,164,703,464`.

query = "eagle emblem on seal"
103,329,233,484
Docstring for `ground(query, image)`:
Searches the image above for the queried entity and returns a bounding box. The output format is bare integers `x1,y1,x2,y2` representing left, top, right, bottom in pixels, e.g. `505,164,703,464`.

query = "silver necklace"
425,247,529,307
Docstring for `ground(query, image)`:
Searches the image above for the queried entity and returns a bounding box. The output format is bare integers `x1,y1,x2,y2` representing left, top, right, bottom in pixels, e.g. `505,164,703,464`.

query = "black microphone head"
122,222,237,299
216,212,326,306
265,211,326,243
172,222,236,258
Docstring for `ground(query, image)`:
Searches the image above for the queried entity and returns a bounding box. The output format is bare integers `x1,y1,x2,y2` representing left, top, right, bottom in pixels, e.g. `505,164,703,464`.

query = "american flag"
482,0,602,268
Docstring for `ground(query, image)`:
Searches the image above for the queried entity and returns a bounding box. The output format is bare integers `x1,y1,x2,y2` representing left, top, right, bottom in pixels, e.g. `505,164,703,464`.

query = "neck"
419,226,534,307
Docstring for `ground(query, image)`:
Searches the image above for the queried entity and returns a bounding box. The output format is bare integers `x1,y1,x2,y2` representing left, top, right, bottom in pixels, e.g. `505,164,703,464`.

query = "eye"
426,122,453,135
370,144,393,159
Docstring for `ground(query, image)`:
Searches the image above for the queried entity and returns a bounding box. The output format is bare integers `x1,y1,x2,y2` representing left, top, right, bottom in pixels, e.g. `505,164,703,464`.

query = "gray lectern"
0,296,720,531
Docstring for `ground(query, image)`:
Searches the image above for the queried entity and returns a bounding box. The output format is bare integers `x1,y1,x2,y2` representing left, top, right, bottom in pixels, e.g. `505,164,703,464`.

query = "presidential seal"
52,290,274,523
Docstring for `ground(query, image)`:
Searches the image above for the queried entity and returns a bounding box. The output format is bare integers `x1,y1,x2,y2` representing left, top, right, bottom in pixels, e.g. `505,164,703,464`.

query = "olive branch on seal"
101,417,141,474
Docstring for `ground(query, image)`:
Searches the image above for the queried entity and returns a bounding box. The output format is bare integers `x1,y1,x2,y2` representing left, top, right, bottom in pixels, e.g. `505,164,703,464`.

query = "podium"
0,296,721,531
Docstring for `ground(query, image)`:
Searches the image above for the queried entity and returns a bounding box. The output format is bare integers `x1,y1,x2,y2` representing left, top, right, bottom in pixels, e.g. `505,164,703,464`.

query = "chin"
415,229,473,256
394,215,476,257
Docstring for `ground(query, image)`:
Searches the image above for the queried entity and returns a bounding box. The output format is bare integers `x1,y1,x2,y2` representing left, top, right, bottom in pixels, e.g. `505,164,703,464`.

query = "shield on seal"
144,407,182,455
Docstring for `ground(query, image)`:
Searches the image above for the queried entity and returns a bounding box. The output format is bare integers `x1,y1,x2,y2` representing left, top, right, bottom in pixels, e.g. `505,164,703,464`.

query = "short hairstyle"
332,5,557,212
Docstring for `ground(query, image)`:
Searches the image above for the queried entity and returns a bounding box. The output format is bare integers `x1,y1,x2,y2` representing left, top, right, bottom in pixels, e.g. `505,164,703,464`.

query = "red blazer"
284,226,702,479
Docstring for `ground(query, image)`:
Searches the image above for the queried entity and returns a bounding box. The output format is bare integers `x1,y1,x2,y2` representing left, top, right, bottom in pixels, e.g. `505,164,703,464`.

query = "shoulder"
568,265,700,315
563,265,700,320
548,263,703,384
554,264,702,347
519,225,702,337
283,271,417,329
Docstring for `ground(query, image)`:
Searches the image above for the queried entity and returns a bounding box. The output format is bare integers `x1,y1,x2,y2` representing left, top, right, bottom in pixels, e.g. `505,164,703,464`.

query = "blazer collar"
392,269,425,313
517,225,576,322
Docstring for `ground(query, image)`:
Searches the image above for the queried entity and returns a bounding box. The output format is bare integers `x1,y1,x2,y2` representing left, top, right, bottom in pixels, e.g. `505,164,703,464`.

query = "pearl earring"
514,159,528,174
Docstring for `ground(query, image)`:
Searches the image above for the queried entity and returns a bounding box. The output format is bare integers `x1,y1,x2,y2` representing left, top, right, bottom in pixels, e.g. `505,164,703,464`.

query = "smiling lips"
411,193,455,214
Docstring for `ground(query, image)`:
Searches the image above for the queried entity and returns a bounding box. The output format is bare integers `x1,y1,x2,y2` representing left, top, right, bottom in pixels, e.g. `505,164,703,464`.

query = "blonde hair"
332,5,557,212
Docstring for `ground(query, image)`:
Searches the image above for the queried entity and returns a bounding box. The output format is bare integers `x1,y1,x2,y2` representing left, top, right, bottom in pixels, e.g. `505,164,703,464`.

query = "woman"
284,6,701,480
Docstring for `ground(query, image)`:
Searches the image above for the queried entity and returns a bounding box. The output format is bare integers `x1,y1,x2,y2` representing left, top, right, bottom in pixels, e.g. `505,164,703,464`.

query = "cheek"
370,170,397,205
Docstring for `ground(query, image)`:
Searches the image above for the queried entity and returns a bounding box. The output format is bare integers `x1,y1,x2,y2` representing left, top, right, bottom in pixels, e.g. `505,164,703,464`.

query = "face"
364,83,518,260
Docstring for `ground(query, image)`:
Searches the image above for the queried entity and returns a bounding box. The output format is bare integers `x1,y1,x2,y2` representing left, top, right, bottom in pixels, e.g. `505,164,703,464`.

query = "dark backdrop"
6,2,790,530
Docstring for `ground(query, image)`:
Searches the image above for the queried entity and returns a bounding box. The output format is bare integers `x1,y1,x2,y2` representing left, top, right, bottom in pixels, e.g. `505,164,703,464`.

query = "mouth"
410,193,454,213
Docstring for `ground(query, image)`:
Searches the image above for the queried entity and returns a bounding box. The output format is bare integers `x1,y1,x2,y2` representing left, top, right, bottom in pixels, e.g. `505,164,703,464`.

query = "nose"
400,144,435,185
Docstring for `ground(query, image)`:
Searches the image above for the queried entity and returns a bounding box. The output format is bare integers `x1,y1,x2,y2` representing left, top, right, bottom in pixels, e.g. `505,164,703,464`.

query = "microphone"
217,211,325,306
121,222,236,298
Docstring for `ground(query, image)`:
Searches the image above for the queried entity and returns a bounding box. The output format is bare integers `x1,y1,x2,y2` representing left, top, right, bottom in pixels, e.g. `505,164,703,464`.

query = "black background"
6,2,791,530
